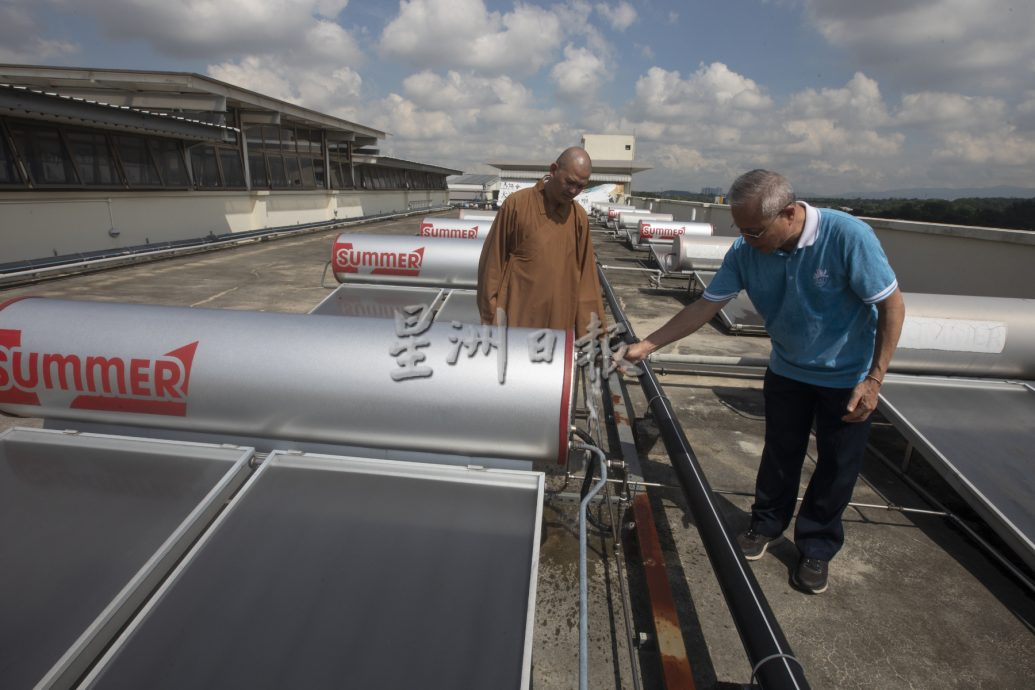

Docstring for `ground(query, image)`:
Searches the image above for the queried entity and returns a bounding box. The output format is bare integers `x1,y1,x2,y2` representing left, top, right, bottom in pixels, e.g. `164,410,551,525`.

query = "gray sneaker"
793,557,829,594
737,528,782,561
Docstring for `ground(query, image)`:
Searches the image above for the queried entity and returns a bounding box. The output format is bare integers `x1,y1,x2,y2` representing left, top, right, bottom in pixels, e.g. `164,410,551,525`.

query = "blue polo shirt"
704,203,897,387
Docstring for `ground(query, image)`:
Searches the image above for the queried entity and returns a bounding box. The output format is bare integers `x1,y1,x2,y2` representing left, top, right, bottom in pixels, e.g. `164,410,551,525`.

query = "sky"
2,0,1034,196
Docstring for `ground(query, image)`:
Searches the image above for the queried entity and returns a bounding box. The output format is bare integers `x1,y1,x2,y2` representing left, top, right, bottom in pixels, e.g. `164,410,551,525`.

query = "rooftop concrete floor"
2,212,1034,689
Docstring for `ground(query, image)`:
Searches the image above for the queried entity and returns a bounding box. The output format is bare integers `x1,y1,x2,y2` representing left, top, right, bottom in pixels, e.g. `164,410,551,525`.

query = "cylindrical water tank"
669,235,736,271
458,210,497,221
609,209,649,229
331,234,482,287
638,220,712,245
619,212,673,229
418,218,489,240
890,293,1035,379
606,205,637,221
0,298,575,467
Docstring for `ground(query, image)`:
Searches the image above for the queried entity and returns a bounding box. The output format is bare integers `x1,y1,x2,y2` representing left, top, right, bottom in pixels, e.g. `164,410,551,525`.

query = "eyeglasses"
731,206,789,239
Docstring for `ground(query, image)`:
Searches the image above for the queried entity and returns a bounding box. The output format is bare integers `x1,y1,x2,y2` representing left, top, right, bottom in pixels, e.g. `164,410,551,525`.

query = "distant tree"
639,192,1035,231
810,196,1034,232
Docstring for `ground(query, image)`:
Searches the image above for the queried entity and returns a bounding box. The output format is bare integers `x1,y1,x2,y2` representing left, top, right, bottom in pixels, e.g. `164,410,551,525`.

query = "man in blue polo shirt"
624,169,905,594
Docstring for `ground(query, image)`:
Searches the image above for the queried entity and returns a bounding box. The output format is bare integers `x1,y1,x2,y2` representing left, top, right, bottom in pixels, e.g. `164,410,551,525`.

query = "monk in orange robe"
477,147,606,338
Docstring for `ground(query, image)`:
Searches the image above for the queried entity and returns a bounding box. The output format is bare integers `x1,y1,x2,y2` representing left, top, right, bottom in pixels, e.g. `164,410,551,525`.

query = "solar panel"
81,450,543,690
692,271,767,336
879,375,1035,571
0,428,253,690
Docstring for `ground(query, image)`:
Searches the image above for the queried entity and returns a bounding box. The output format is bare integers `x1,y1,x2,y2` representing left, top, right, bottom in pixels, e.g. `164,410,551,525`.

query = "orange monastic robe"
477,179,606,338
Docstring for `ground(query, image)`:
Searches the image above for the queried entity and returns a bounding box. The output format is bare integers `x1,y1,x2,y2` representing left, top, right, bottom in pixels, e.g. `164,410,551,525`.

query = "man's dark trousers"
750,368,873,561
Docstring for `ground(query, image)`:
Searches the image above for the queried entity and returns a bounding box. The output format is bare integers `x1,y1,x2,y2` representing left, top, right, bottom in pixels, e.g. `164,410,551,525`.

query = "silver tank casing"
332,233,483,287
672,235,736,271
619,212,672,229
457,210,497,221
892,293,1035,379
0,298,575,469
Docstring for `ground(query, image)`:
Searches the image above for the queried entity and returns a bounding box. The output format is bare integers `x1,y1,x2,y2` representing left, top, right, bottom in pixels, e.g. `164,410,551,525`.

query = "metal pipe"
649,353,770,368
646,353,770,379
599,266,810,690
711,489,951,518
577,441,608,690
599,264,662,278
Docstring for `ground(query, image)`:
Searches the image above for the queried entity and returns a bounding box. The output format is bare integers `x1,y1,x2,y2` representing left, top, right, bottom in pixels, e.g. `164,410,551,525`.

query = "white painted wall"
581,134,635,161
632,196,1035,299
0,189,448,264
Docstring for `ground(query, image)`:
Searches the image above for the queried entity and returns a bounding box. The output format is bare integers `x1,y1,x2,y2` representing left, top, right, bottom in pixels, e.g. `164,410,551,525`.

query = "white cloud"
376,94,459,140
933,128,1035,167
363,65,576,171
803,0,1035,94
0,3,77,62
378,0,564,75
9,0,1031,194
551,45,609,101
786,72,891,129
48,0,354,60
780,119,904,159
896,92,1007,128
401,70,534,114
208,56,363,120
629,63,772,124
200,8,364,120
595,2,637,31
1015,92,1035,132
621,68,914,194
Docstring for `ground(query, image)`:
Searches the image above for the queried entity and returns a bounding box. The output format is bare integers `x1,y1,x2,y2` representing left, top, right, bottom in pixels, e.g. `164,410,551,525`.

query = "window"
327,147,353,189
313,156,325,188
292,126,322,188
284,155,302,187
9,123,78,185
248,151,268,188
219,148,246,188
149,139,190,187
299,156,316,187
0,129,25,184
115,135,163,186
268,154,287,188
190,144,222,188
65,131,119,185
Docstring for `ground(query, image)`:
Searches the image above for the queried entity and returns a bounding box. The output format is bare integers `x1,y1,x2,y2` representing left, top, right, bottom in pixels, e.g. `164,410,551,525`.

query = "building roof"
359,154,461,176
447,173,498,188
0,64,385,145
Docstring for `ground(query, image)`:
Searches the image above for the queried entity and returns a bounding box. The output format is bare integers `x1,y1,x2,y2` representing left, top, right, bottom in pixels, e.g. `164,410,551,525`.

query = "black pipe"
599,266,810,690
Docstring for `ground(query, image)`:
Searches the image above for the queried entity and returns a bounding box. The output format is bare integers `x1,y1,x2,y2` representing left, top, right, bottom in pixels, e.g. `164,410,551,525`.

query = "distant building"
489,133,650,208
581,134,635,162
447,173,498,207
0,64,459,267
701,186,724,196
